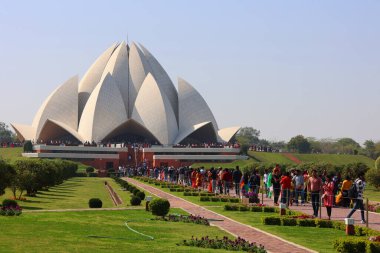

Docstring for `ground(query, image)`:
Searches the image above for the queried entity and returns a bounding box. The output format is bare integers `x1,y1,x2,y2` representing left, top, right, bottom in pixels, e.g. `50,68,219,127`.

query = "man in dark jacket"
232,166,242,196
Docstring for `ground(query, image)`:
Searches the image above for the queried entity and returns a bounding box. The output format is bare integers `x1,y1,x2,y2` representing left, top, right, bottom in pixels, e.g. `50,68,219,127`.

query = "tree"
0,160,15,195
307,137,322,153
363,140,377,159
287,135,311,153
235,127,260,145
366,168,380,189
0,122,15,143
336,138,361,155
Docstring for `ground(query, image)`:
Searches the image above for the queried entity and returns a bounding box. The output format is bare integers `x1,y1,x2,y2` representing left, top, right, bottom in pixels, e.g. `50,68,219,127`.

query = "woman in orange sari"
196,170,203,189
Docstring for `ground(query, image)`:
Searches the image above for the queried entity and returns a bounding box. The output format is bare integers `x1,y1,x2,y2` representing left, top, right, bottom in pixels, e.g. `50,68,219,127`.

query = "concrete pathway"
124,177,317,253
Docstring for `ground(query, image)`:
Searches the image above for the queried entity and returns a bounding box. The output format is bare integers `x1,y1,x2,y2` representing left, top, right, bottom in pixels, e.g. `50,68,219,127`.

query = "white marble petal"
10,124,36,142
174,121,212,144
78,74,128,142
132,73,178,145
218,126,241,143
78,43,118,118
32,76,79,139
178,78,218,135
139,43,178,124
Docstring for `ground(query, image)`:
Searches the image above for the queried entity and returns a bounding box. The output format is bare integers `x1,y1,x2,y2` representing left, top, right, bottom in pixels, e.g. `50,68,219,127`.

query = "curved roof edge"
39,119,84,143
174,121,212,144
11,123,36,142
218,126,241,143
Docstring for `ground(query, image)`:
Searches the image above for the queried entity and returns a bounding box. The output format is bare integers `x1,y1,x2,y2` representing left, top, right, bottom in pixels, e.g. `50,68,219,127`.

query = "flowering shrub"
178,236,267,253
162,214,210,226
0,205,22,216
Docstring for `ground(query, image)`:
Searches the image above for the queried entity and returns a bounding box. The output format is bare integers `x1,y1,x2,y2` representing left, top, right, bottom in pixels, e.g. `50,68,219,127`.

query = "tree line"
0,159,78,198
236,127,380,158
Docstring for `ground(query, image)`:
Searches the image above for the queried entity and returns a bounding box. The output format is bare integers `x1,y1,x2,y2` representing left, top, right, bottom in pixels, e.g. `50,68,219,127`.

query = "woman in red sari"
196,170,203,189
323,175,334,220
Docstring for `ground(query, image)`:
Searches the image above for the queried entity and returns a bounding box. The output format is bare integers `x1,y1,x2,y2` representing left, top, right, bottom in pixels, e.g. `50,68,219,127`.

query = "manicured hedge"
297,219,316,227
262,217,281,225
333,238,380,253
282,218,297,226
315,219,333,228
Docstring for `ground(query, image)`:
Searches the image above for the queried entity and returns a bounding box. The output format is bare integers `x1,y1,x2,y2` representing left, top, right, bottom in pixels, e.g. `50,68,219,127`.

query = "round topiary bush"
149,198,170,217
89,198,103,208
136,191,146,201
132,189,141,195
86,167,95,173
366,168,380,189
130,196,142,206
2,199,18,208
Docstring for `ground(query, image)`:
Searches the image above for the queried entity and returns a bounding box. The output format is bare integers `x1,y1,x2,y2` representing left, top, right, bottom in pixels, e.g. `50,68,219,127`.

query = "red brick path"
125,178,317,253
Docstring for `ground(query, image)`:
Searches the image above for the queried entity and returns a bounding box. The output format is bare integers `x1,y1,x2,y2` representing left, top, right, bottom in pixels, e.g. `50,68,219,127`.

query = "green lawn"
293,153,375,167
0,147,23,162
192,159,256,170
136,179,348,253
365,184,380,202
0,177,143,210
0,209,235,253
248,151,296,164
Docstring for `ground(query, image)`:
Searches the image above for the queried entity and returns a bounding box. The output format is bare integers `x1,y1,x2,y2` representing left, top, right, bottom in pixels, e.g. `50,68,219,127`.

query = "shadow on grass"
38,192,74,198
21,199,49,204
21,206,43,210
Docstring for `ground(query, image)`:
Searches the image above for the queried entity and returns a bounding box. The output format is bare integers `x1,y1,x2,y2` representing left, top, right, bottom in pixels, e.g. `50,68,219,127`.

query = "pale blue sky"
1,1,379,144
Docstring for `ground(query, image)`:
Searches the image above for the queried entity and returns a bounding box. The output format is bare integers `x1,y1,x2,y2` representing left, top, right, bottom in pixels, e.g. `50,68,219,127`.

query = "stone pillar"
345,218,355,235
280,203,287,216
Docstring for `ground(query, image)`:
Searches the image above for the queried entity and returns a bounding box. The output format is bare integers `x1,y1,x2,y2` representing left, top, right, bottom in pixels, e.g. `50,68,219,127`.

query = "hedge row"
200,197,240,203
334,238,380,253
262,216,380,237
112,177,145,206
224,204,277,213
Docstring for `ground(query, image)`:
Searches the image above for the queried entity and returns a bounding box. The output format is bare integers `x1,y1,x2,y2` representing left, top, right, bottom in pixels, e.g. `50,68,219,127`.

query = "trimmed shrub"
262,216,281,225
366,168,380,189
315,219,333,228
263,206,276,213
224,204,239,211
2,199,18,208
132,188,140,195
88,198,102,208
169,188,177,192
220,198,228,202
355,226,365,236
333,238,366,253
298,219,316,227
251,206,263,212
200,196,210,202
367,241,380,253
183,192,192,196
191,192,200,196
88,172,98,177
282,218,297,226
86,167,95,173
176,189,184,192
333,221,346,231
149,198,170,217
239,205,249,211
228,198,240,203
75,172,87,177
130,196,142,206
136,191,146,201
211,197,220,202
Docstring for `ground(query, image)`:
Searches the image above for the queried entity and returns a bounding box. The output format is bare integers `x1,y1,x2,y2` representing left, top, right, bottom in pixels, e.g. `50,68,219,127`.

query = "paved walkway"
125,177,317,253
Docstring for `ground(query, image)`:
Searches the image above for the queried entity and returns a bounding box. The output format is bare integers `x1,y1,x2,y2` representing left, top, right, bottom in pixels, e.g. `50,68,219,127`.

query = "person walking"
323,175,334,220
341,176,352,208
232,166,242,196
346,172,366,223
307,169,323,218
280,172,292,206
293,170,305,206
271,169,281,205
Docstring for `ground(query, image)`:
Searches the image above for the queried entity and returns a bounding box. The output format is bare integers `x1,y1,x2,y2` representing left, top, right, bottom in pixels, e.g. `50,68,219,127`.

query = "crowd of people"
118,164,366,222
1,142,23,148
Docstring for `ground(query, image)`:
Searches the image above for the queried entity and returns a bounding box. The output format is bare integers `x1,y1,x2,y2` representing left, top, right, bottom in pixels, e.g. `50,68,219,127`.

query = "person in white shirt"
346,172,366,223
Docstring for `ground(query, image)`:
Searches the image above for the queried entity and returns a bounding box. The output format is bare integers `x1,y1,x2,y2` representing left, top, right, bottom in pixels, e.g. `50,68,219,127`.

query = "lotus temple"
12,41,245,169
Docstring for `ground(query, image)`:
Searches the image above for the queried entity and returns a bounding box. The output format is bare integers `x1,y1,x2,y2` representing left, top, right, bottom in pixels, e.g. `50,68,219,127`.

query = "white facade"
12,41,240,145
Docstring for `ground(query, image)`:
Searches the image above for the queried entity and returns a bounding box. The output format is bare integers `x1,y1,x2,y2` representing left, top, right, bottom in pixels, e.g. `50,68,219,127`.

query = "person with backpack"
346,172,366,223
